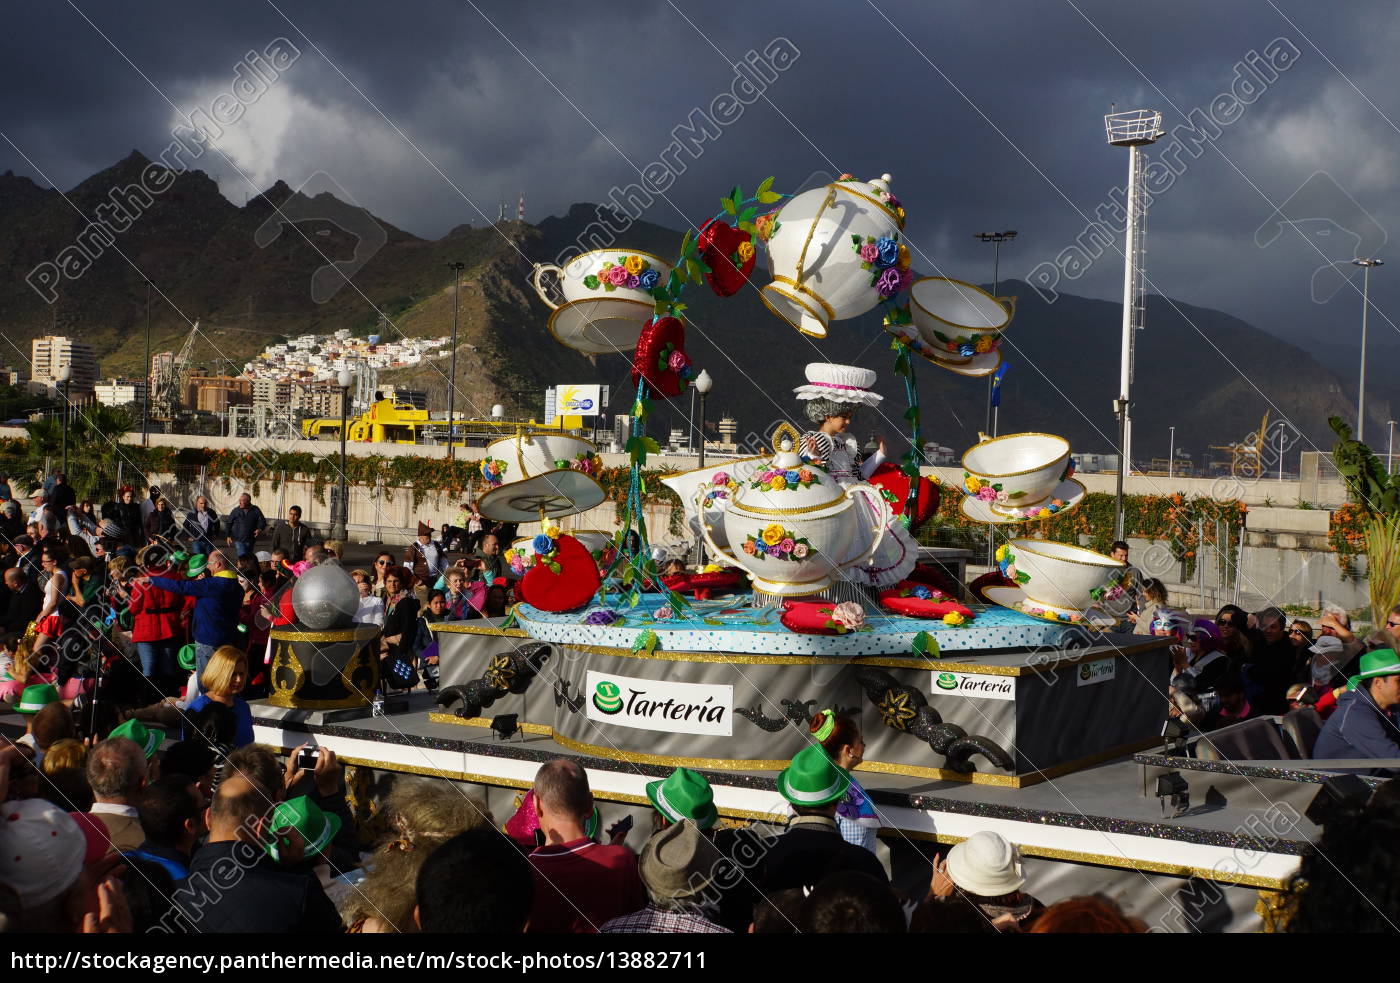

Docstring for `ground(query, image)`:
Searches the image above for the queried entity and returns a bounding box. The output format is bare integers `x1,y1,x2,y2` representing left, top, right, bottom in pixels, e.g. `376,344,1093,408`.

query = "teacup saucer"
918,346,1002,378
547,296,654,355
959,477,1086,525
982,585,1117,629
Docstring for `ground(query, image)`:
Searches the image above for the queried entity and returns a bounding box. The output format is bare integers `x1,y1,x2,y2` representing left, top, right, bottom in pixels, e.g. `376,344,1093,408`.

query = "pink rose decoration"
793,543,809,558
712,472,729,485
977,486,998,502
779,538,795,554
831,602,865,630
995,490,1010,504
859,241,879,263
606,265,630,286
652,605,674,621
668,350,689,372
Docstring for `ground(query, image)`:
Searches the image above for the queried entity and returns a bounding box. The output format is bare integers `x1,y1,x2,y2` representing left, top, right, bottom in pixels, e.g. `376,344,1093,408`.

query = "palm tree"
23,403,133,501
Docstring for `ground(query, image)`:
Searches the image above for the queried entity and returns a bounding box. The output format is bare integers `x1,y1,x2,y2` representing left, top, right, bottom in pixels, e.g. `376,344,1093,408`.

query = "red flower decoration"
632,316,689,400
698,218,755,297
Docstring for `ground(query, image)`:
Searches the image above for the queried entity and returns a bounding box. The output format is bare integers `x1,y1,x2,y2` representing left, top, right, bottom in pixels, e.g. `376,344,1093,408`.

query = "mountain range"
0,152,1391,468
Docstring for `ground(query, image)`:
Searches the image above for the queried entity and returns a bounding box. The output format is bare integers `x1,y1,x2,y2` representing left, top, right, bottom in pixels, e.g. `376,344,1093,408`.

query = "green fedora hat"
266,795,342,862
646,767,719,830
177,643,198,672
776,744,852,808
109,718,164,758
186,554,208,577
1348,648,1400,691
16,683,60,714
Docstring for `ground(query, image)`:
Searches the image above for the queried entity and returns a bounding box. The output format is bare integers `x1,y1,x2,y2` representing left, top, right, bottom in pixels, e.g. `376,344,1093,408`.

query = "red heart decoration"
878,581,975,621
698,218,755,297
632,316,689,400
967,570,1015,604
867,462,941,534
518,535,602,612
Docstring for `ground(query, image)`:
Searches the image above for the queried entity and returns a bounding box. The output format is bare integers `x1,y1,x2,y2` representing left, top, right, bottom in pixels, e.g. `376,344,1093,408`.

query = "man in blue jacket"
225,493,267,560
1314,649,1400,773
140,551,244,696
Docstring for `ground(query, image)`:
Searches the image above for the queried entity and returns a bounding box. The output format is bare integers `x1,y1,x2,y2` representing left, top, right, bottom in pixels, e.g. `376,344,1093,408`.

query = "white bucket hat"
945,831,1025,897
792,363,883,407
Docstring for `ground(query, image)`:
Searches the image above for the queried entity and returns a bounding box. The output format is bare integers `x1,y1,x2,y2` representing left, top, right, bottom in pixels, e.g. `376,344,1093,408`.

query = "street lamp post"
1168,426,1175,479
1353,258,1384,442
142,279,151,447
57,365,72,476
446,261,465,460
333,368,352,541
1389,420,1397,475
974,231,1017,436
693,369,714,567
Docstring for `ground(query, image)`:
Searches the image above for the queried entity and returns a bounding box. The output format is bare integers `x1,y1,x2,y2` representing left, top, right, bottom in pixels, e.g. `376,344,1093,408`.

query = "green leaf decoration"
500,609,518,630
904,406,920,421
667,270,682,294
672,302,687,315
739,205,757,222
912,630,940,659
933,330,950,343
737,220,757,235
686,258,705,281
702,617,725,626
721,196,737,215
679,230,692,258
729,185,742,207
1009,490,1026,499
851,234,863,246
756,177,781,204
903,463,921,479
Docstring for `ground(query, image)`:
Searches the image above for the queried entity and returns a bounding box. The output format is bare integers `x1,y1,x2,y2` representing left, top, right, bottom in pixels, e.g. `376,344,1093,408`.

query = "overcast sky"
5,0,1400,350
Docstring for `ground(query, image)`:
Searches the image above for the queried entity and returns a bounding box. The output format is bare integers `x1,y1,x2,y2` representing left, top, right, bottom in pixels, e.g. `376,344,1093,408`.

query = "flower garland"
929,328,1001,359
851,232,913,299
555,451,603,477
994,544,1030,585
747,466,818,492
1021,601,1085,624
703,470,739,506
582,254,661,293
504,526,563,576
964,473,1029,505
480,457,507,486
742,523,814,561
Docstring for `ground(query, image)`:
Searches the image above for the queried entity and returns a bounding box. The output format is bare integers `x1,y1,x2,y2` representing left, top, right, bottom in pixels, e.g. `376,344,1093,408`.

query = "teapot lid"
772,422,802,468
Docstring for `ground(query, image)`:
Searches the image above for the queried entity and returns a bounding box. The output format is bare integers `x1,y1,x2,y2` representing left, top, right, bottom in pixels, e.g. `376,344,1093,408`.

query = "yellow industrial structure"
301,397,584,446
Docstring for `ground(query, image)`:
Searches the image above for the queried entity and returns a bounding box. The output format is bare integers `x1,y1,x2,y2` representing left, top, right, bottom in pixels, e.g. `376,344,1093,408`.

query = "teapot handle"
838,483,892,571
530,263,564,310
695,485,741,570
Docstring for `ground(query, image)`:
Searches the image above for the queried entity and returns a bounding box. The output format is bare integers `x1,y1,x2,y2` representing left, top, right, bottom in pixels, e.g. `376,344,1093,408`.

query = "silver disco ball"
291,564,360,631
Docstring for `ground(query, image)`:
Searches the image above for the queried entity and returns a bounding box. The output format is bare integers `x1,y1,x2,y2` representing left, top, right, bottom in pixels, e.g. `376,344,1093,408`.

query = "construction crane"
153,320,199,422
1210,410,1269,478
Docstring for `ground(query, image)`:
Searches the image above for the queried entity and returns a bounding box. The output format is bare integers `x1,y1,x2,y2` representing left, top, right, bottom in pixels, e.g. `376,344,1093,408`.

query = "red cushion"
878,581,974,620
905,562,960,598
631,316,688,400
519,535,602,612
779,599,844,635
867,462,941,533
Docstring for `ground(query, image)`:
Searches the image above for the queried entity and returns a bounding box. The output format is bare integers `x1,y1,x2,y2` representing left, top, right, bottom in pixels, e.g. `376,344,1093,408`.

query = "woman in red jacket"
128,560,189,695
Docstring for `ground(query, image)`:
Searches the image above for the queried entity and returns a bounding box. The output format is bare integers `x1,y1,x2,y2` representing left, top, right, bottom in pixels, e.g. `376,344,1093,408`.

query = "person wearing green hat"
108,718,164,759
15,681,59,715
265,795,342,864
646,767,718,831
1314,648,1400,768
139,550,243,696
760,744,887,894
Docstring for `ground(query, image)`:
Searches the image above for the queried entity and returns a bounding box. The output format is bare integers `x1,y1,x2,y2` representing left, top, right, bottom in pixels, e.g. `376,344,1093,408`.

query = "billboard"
546,384,603,418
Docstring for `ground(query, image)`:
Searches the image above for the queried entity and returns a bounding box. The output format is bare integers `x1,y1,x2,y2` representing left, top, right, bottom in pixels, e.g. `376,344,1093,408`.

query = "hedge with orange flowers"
1329,502,1368,577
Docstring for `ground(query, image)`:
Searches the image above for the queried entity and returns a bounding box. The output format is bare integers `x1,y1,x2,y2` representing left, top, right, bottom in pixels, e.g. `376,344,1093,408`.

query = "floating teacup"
992,539,1127,622
909,277,1013,366
532,249,672,354
961,432,1071,516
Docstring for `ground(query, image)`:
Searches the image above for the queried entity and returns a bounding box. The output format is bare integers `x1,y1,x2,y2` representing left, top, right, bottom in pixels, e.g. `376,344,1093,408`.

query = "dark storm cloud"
4,0,1400,345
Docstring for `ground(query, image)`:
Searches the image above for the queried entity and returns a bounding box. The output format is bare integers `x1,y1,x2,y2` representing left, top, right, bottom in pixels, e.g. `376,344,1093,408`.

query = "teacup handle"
695,486,741,570
838,483,891,571
530,263,564,310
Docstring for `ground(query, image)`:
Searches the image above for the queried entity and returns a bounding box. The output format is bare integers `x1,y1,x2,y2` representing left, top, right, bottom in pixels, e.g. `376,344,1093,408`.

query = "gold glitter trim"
910,276,1011,333
1013,538,1126,570
428,712,553,736
831,182,905,229
961,432,1070,478
269,626,382,643
768,274,836,320
761,282,830,337
427,622,529,637
891,827,1289,889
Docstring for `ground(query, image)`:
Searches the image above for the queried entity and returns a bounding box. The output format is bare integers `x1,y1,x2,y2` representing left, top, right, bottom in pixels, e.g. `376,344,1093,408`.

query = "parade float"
249,172,1317,931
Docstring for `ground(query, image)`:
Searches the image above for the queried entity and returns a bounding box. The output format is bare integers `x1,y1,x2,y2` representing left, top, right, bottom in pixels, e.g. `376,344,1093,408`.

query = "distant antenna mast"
1105,108,1163,539
497,202,506,222
518,192,525,222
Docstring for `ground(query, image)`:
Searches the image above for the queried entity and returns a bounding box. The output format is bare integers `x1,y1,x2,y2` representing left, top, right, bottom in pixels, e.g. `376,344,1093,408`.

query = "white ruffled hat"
792,363,883,407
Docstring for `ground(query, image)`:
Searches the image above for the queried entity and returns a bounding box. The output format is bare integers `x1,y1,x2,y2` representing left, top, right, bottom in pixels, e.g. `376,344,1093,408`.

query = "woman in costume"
793,362,917,591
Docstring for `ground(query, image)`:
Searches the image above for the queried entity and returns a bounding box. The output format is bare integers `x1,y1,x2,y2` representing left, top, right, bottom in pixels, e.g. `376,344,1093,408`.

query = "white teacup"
910,277,1013,365
531,249,672,309
962,432,1070,514
1004,538,1126,614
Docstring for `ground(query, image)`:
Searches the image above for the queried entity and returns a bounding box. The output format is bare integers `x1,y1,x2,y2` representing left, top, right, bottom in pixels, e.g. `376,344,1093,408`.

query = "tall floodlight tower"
1105,109,1163,540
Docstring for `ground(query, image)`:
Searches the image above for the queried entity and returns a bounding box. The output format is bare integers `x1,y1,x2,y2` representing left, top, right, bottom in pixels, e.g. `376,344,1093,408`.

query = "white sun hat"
791,363,884,407
945,830,1026,897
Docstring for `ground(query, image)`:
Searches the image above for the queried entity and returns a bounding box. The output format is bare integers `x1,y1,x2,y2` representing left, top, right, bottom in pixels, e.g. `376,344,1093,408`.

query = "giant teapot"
761,173,905,339
700,424,890,599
